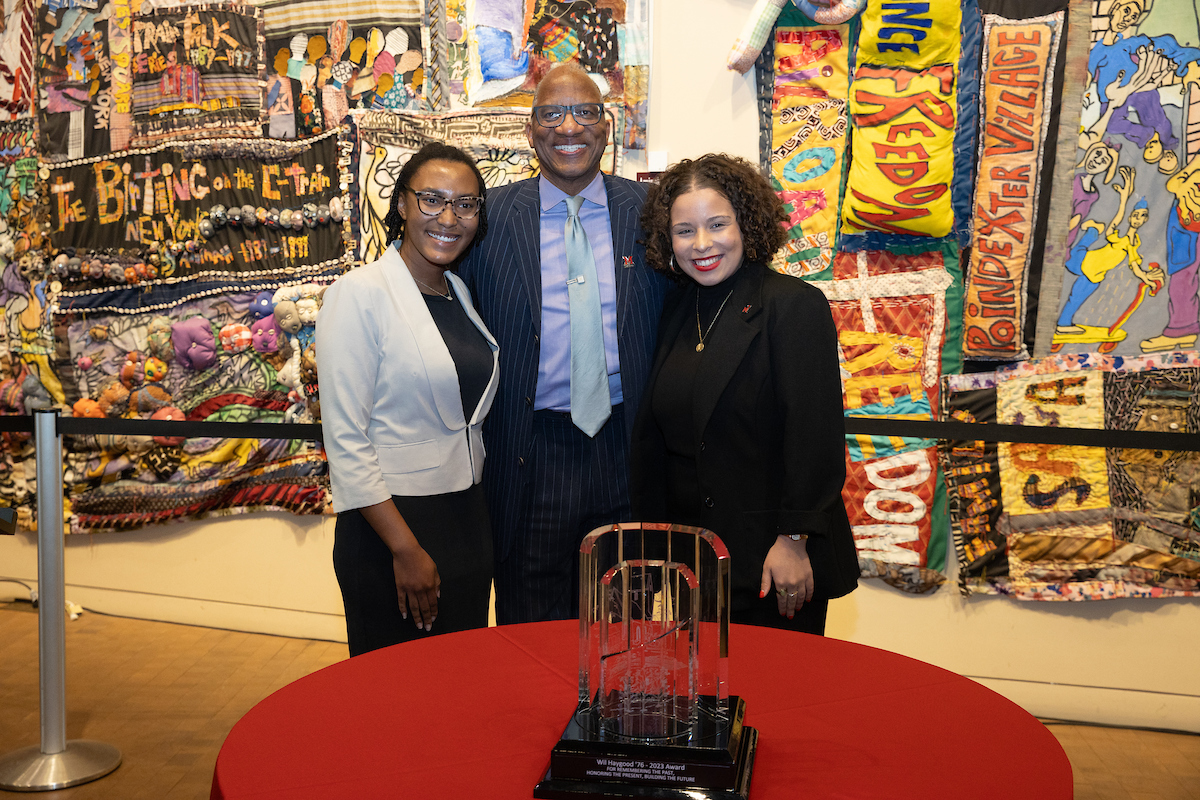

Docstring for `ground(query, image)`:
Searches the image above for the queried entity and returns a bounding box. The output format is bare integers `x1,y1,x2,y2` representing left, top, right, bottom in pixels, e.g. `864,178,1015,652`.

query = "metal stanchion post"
0,410,121,791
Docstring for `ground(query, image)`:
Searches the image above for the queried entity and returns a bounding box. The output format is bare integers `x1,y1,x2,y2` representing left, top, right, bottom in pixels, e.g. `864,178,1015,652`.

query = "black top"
650,267,747,521
422,288,492,421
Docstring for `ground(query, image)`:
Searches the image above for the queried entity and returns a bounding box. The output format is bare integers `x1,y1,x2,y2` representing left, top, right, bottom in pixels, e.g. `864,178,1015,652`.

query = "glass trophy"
535,523,757,799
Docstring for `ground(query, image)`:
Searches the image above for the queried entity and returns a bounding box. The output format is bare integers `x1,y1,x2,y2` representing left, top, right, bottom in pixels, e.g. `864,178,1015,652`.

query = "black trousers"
732,594,829,635
334,483,493,657
493,406,631,624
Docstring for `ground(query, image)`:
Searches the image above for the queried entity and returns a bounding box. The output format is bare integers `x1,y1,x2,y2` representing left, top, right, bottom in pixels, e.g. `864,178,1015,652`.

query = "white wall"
0,0,1196,734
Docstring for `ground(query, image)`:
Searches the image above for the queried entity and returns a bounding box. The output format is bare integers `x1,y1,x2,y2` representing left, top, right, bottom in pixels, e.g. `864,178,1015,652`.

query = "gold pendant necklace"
696,287,735,352
413,275,452,299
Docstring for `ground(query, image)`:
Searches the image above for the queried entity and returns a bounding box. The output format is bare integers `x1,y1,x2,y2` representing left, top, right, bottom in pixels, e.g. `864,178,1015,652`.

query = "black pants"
493,406,631,624
334,483,493,657
732,594,829,635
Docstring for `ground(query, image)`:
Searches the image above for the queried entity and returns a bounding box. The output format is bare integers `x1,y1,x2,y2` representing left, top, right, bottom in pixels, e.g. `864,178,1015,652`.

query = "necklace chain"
413,274,452,300
695,288,735,352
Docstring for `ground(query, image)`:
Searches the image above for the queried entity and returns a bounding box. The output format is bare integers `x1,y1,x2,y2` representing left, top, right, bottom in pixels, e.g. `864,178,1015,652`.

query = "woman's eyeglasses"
408,189,484,219
531,103,604,128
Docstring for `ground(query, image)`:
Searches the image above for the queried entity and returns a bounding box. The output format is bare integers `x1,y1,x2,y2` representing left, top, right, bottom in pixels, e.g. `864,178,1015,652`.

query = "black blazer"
631,262,859,608
459,175,670,561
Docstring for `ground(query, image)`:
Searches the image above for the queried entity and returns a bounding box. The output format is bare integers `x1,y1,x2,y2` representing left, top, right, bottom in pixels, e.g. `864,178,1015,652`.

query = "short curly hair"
640,153,786,280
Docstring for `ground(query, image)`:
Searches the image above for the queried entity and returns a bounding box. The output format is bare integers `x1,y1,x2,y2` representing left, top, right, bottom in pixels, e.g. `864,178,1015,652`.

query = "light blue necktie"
564,195,610,437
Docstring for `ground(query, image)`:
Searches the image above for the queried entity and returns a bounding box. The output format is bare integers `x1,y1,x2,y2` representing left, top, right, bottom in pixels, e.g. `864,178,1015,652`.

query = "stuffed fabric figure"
271,283,323,412
726,0,866,74
171,316,218,370
728,0,788,74
250,315,279,354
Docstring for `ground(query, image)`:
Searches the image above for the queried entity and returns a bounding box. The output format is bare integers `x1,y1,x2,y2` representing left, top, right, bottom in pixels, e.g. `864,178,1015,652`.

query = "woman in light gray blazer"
318,143,498,656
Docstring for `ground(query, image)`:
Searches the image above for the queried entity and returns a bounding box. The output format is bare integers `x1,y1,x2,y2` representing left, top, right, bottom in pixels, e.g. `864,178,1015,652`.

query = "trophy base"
534,696,758,800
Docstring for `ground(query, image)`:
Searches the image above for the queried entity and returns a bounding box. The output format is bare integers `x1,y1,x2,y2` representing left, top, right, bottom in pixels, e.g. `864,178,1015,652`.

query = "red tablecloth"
211,621,1071,799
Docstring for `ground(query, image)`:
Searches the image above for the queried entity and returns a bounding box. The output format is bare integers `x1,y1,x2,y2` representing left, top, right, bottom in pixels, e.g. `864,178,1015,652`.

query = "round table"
210,621,1072,799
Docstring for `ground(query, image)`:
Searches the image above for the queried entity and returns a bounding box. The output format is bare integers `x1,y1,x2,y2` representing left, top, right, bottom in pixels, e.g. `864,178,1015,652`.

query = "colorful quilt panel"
130,3,266,146
0,0,34,120
841,0,962,239
942,355,1200,599
37,0,123,160
769,24,850,278
46,131,347,296
811,246,962,593
964,12,1062,360
259,0,429,139
56,284,331,532
1041,0,1200,357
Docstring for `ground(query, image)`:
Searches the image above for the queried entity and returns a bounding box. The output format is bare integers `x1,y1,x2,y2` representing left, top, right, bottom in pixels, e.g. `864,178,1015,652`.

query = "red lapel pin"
622,255,633,268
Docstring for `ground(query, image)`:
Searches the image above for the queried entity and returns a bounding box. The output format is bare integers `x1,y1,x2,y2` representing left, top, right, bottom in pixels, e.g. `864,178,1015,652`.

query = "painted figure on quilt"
1056,0,1200,355
1138,152,1200,352
1056,165,1164,346
1070,140,1119,248
1088,0,1200,152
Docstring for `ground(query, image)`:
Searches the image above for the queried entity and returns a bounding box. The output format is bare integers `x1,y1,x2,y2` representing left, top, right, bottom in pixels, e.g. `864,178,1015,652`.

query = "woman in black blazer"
631,154,858,634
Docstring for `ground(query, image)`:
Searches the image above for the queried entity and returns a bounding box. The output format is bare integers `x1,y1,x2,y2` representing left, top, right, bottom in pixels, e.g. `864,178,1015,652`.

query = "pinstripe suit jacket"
459,175,669,561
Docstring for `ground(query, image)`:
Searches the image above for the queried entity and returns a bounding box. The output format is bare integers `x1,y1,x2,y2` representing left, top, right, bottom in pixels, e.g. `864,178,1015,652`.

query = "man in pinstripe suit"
459,63,670,624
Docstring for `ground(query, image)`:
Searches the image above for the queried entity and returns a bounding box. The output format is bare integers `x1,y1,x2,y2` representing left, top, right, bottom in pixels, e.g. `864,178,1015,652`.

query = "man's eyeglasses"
531,103,604,128
407,189,484,220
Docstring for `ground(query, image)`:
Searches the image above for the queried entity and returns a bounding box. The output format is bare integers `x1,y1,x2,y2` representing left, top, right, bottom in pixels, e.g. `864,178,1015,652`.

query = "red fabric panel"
211,622,1071,799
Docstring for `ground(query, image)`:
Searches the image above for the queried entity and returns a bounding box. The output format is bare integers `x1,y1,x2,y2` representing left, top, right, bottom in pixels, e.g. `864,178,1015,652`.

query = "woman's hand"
359,499,441,631
391,542,441,631
759,535,814,619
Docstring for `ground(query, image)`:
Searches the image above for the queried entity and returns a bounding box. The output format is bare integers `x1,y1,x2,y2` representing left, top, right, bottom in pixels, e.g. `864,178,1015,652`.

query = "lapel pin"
622,255,633,268
742,304,752,313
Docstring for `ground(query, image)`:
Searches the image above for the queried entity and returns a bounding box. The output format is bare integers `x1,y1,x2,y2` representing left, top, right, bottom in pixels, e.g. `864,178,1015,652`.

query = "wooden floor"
1,602,1198,800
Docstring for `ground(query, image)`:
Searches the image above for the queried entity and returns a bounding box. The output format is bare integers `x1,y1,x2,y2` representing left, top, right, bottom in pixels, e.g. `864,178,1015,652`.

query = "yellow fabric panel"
855,0,962,72
771,26,851,275
996,370,1109,516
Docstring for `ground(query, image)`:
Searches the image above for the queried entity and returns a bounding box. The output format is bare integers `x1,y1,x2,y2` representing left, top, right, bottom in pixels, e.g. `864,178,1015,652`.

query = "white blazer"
317,246,499,513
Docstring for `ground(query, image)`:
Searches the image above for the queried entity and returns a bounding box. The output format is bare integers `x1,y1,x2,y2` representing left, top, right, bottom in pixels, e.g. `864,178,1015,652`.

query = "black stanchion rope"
0,414,1196,452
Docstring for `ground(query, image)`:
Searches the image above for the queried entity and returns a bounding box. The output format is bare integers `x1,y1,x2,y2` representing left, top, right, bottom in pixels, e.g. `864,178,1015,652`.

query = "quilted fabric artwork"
464,0,533,105
1040,0,1200,357
963,13,1062,360
37,0,123,160
258,0,429,139
59,288,329,533
840,0,962,239
769,24,850,278
345,107,621,264
997,370,1110,517
812,247,962,593
0,117,48,526
1105,367,1200,559
129,3,266,146
453,0,649,152
0,0,33,120
940,371,1006,592
942,353,1200,599
46,131,347,301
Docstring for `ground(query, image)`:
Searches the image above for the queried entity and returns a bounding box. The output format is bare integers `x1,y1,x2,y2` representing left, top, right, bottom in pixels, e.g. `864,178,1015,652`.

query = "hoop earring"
669,254,679,273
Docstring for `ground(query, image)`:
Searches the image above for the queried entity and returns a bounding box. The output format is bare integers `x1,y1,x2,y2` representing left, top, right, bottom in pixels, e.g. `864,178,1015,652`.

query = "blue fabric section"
952,0,982,250
845,394,936,462
477,26,529,82
1167,202,1196,275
